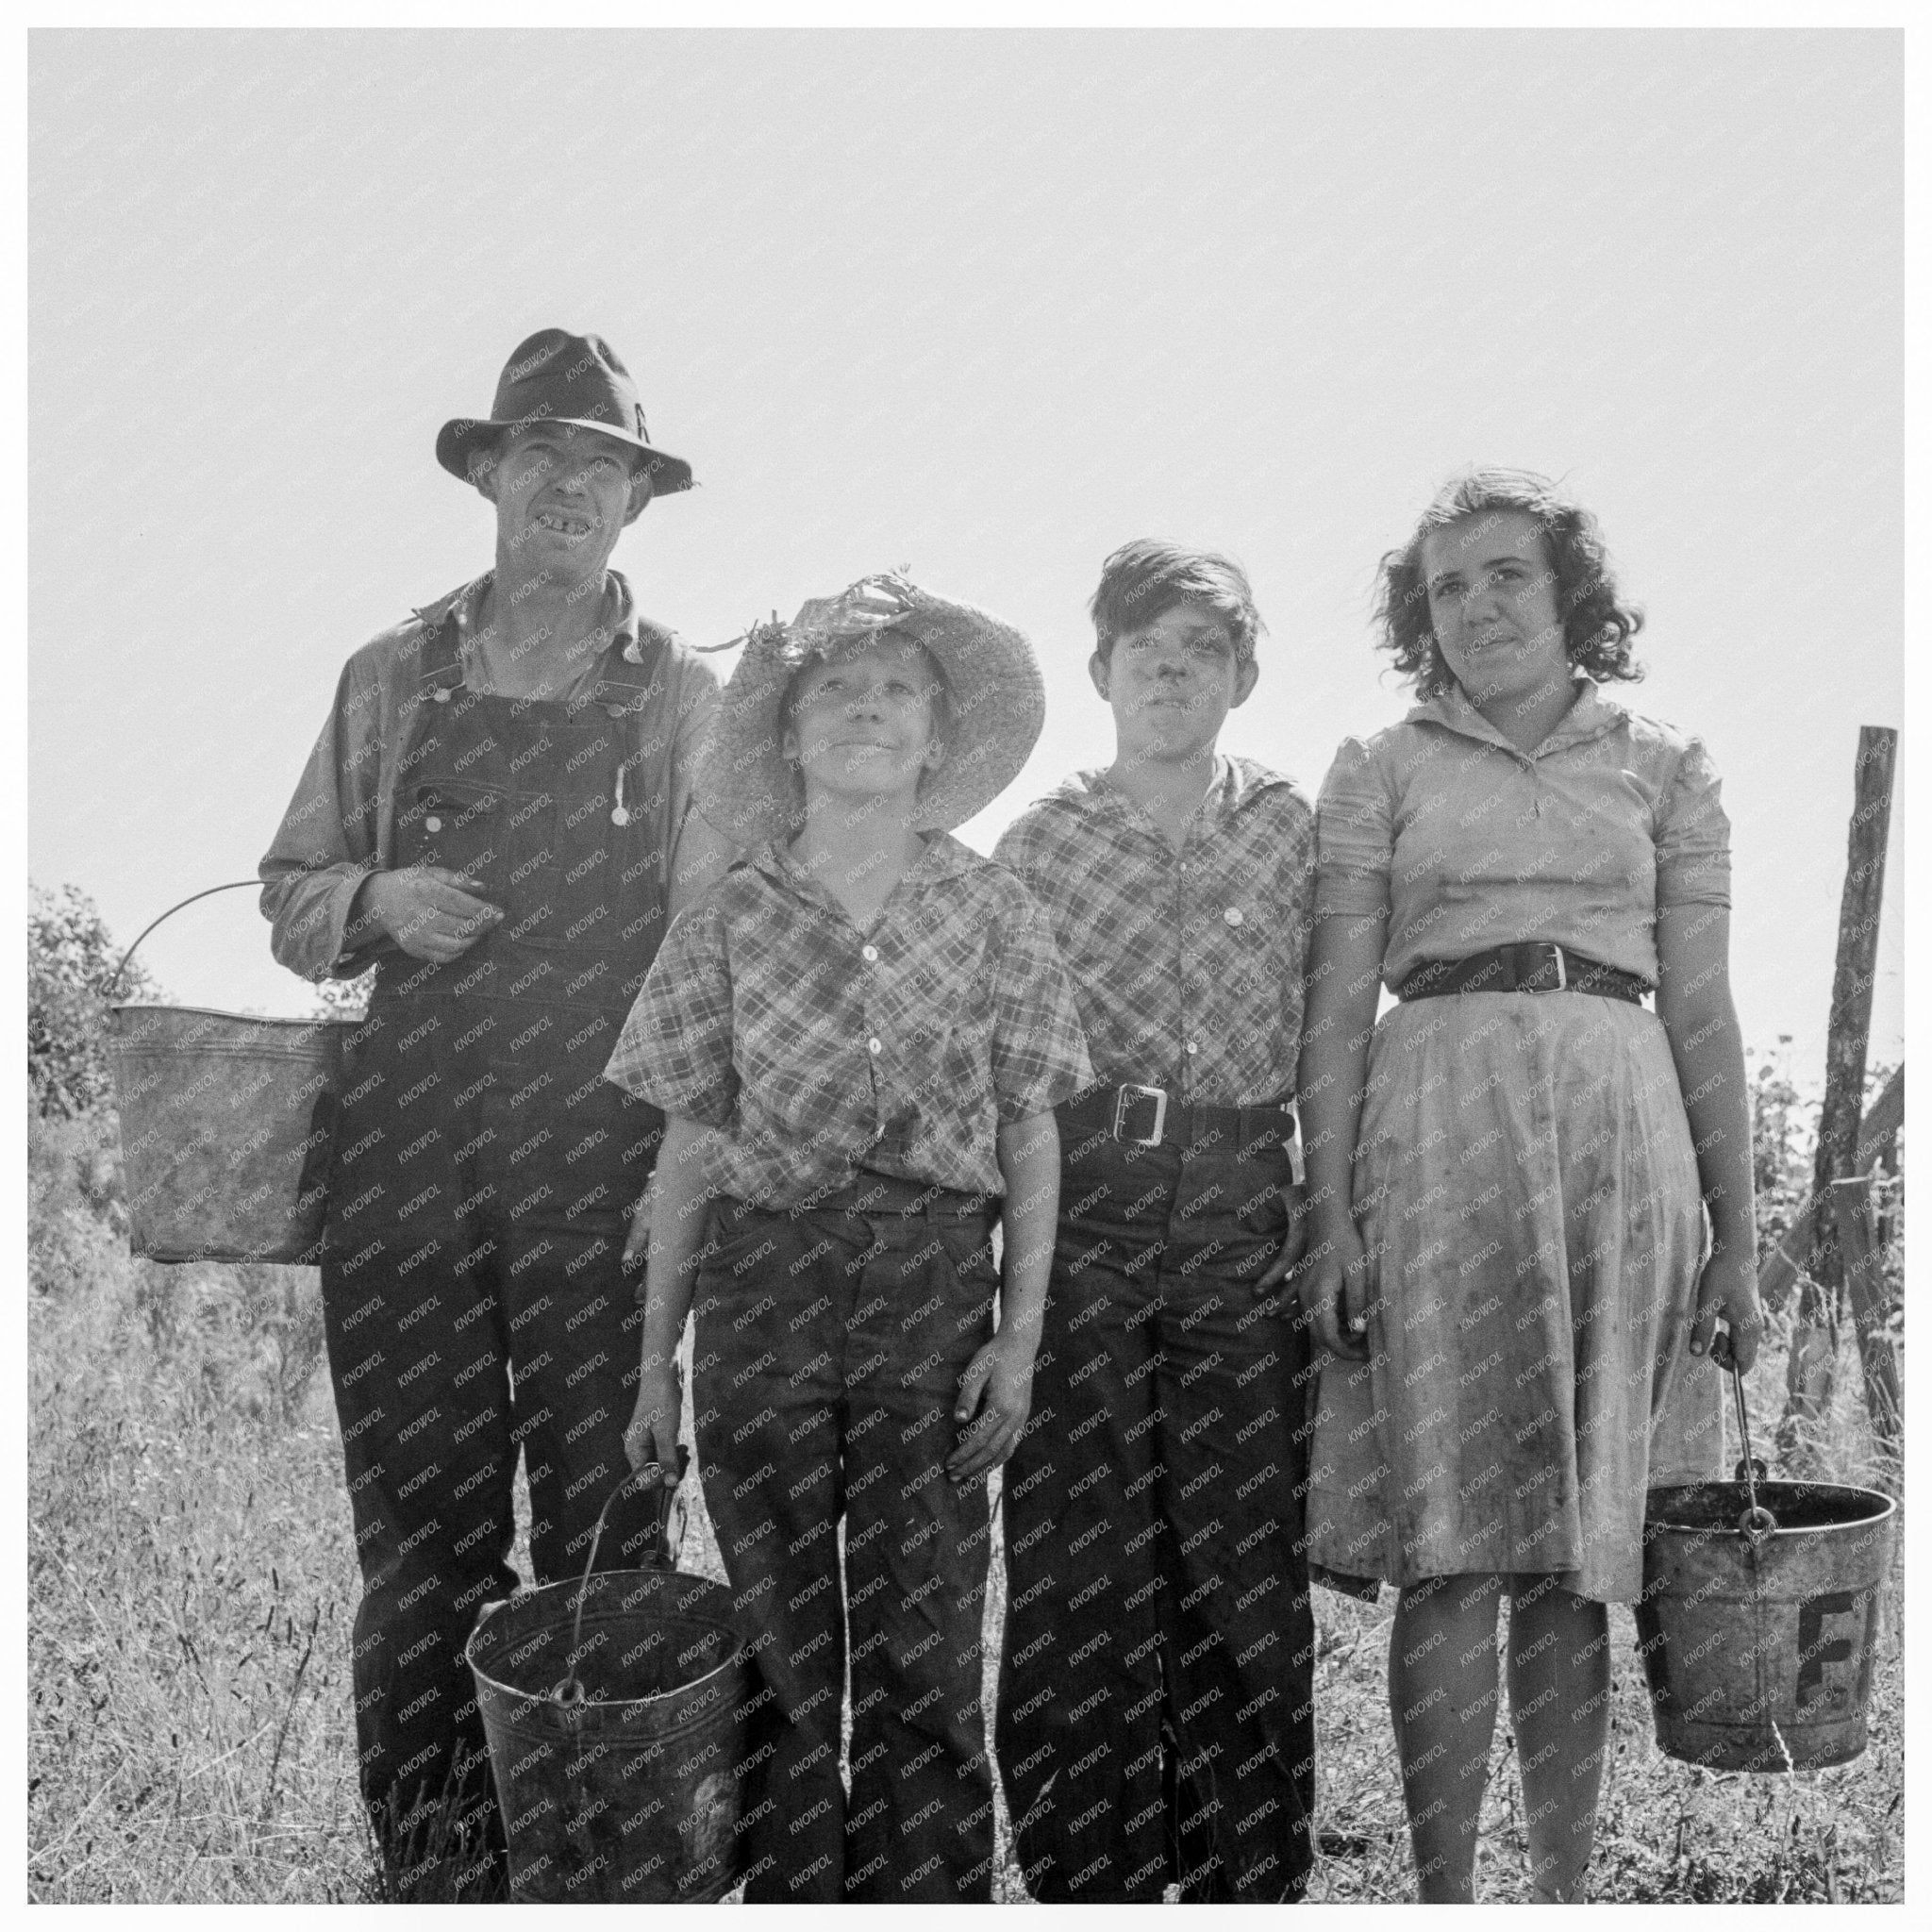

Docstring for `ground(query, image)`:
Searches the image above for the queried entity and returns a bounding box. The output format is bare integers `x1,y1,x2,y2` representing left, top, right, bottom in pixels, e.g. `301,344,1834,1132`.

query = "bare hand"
1256,1181,1310,1292
622,1187,652,1273
1299,1217,1372,1360
1690,1247,1763,1373
362,866,502,963
625,1362,683,1477
946,1330,1035,1484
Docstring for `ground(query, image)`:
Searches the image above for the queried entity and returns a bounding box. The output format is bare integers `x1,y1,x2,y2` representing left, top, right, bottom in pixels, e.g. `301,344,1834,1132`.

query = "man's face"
483,424,647,583
1091,598,1257,768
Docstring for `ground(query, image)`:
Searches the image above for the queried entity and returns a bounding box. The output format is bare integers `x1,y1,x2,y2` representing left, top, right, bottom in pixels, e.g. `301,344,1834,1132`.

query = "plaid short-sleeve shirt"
604,834,1091,1208
994,757,1315,1108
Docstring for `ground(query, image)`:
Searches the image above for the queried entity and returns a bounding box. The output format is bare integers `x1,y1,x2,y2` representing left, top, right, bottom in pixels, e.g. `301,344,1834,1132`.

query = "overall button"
425,816,442,833
860,944,879,963
432,687,451,704
1224,906,1245,927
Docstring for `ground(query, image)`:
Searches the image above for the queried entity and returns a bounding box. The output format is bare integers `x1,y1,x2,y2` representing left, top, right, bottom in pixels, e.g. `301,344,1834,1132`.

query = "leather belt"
1060,1081,1299,1156
1397,942,1649,1006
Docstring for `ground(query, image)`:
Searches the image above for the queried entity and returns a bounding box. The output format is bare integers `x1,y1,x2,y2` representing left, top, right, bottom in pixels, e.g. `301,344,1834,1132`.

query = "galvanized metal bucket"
466,1455,755,1903
105,883,350,1264
1636,1347,1896,1772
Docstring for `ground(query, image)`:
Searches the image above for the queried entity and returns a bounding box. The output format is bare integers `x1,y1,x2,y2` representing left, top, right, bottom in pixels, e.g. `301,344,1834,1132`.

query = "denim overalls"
319,608,675,1875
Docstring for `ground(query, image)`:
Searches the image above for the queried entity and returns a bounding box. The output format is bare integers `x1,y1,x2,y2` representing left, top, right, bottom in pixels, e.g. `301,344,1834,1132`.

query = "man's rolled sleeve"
1312,735,1395,921
988,891,1093,1124
603,903,740,1126
258,654,393,980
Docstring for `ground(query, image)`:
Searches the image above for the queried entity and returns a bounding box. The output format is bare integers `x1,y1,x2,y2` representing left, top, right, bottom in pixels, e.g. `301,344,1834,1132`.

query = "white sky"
27,26,1904,1090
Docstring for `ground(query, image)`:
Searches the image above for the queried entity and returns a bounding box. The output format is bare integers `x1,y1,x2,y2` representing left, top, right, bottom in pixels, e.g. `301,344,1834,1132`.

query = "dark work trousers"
691,1178,1002,1904
318,625,674,1888
997,1111,1317,1903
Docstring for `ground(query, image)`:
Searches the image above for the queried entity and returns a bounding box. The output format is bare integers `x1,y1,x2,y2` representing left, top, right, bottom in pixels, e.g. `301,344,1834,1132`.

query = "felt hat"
435,328,694,494
695,574,1045,843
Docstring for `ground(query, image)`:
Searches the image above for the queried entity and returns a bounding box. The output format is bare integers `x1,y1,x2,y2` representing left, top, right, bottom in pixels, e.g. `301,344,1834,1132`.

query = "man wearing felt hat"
259,328,732,1898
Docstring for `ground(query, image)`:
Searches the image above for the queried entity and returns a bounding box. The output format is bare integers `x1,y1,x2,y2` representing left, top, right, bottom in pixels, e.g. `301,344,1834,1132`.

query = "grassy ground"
26,1109,1906,1904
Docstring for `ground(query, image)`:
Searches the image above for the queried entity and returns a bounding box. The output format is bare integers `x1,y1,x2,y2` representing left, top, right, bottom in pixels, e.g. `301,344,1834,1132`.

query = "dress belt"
1059,1080,1299,1154
1396,942,1649,1005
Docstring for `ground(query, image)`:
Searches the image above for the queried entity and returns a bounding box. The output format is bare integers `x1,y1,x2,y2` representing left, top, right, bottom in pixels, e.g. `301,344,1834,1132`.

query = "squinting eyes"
1124,637,1231,660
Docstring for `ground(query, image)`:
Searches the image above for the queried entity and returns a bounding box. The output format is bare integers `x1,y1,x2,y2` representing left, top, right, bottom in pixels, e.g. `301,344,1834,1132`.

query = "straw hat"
435,328,693,495
695,574,1045,843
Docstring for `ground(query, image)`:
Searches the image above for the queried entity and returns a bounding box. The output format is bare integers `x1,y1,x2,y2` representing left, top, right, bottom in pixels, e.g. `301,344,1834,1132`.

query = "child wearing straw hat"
603,574,1091,1903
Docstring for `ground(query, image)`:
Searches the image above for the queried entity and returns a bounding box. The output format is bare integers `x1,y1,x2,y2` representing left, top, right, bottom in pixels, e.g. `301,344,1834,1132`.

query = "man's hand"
1299,1218,1373,1361
360,866,503,963
1256,1180,1310,1292
946,1330,1036,1485
625,1362,683,1478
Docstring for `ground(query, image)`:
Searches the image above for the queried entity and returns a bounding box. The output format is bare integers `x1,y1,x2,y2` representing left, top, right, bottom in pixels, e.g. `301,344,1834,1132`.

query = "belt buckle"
1113,1082,1169,1147
1517,941,1565,991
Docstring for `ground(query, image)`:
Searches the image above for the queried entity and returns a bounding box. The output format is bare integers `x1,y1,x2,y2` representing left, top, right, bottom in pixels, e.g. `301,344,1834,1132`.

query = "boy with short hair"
992,540,1319,1901
604,575,1091,1903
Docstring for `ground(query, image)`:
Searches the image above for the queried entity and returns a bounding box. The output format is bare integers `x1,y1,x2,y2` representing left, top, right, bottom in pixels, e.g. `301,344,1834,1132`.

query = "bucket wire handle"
551,1433,688,1707
107,879,268,996
1712,1327,1777,1548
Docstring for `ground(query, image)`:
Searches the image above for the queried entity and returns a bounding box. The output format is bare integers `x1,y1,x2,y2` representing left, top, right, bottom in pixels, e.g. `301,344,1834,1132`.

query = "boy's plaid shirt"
604,833,1091,1208
993,758,1314,1108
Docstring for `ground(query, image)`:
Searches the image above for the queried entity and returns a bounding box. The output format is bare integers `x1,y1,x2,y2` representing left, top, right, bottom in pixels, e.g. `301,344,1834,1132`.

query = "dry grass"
27,1108,1905,1904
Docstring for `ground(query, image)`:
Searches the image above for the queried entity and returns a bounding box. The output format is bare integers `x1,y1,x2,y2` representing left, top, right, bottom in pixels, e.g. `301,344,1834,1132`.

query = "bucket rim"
464,1569,748,1714
1644,1477,1897,1535
108,1001,359,1027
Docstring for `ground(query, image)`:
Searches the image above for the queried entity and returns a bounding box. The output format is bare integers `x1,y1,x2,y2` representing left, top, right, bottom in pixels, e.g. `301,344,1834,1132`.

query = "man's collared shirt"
1312,677,1732,992
259,570,720,982
604,835,1092,1208
994,757,1315,1108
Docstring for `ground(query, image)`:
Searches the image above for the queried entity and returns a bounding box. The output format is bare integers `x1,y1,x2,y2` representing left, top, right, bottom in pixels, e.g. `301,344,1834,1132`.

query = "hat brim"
435,414,694,494
695,585,1045,845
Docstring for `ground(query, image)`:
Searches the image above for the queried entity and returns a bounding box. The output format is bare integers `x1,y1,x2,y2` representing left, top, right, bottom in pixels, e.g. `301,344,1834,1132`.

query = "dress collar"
1406,676,1624,758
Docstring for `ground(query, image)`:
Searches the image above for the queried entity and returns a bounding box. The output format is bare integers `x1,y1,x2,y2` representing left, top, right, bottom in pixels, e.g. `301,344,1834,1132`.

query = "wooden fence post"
1832,1174,1901,1474
1779,725,1897,1452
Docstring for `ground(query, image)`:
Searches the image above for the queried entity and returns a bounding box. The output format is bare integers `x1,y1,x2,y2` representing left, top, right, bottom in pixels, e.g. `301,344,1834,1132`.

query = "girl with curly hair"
1297,469,1763,1902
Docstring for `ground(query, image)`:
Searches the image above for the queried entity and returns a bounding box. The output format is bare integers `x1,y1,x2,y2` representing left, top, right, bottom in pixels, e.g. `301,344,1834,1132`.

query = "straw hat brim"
695,585,1045,844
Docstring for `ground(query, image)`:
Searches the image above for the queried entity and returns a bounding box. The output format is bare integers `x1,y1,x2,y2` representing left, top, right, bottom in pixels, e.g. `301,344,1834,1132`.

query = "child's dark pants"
997,1111,1318,1901
691,1177,1001,1904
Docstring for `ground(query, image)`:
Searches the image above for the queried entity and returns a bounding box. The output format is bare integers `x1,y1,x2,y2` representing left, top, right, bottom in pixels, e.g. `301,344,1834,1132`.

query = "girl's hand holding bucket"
625,1361,683,1481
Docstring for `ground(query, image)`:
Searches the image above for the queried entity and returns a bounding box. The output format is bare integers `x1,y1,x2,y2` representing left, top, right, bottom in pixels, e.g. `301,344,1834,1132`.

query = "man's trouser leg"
323,1196,659,1891
322,1213,517,1890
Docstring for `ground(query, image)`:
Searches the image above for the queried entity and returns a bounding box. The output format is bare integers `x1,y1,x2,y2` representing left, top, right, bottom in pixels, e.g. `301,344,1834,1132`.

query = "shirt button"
860,944,879,962
868,1037,883,1056
1185,1041,1200,1057
1224,906,1245,926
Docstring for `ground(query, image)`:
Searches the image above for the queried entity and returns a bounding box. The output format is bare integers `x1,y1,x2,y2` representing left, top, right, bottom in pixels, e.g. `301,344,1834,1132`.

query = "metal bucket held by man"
106,882,350,1265
1636,1342,1897,1773
466,1452,756,1903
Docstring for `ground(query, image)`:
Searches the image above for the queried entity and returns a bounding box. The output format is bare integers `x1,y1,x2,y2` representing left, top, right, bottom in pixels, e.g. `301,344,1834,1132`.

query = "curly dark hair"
1374,468,1644,699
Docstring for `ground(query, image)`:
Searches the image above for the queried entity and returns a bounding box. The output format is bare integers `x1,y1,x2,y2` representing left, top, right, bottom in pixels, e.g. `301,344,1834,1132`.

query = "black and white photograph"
25,15,1908,1909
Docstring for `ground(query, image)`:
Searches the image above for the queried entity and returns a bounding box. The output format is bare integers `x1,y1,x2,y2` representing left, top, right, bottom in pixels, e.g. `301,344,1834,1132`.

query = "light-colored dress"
1304,680,1727,1604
